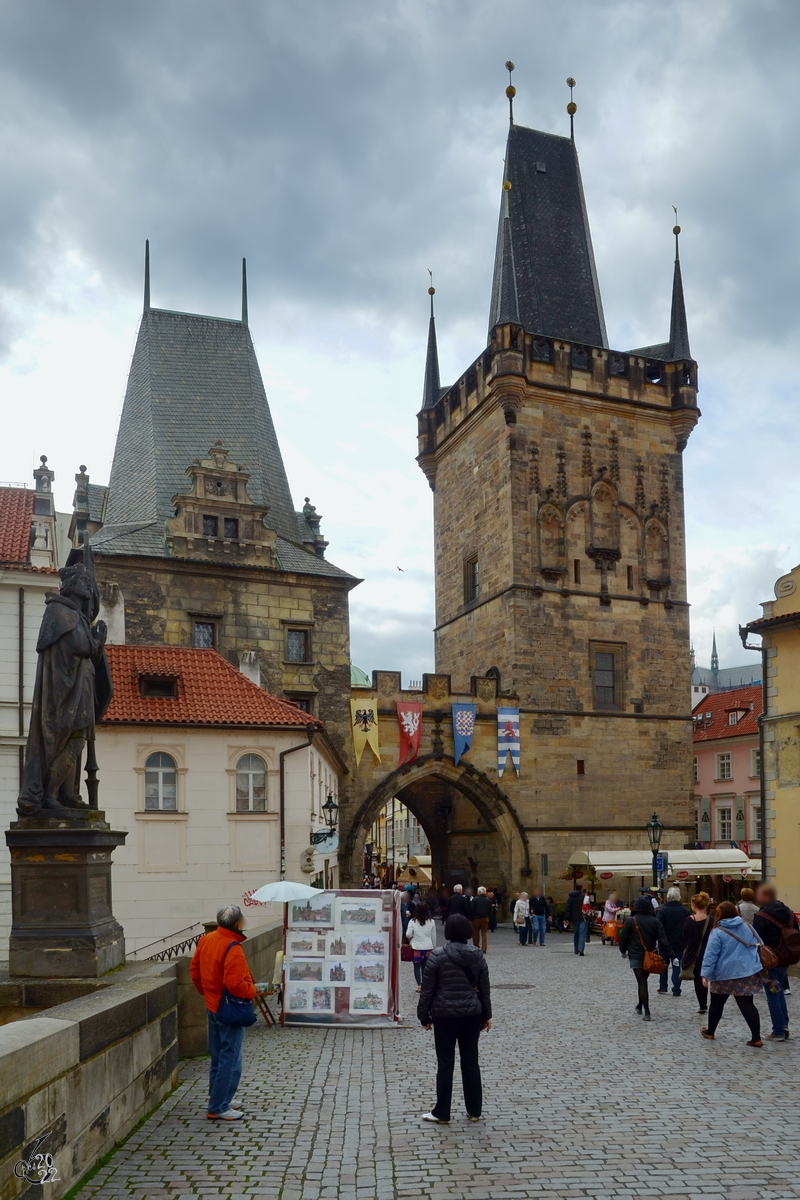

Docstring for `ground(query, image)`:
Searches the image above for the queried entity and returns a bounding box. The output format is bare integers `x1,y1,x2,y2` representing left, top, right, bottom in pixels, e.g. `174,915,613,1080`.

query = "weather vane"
505,60,516,125
427,268,435,314
567,77,577,140
672,205,681,258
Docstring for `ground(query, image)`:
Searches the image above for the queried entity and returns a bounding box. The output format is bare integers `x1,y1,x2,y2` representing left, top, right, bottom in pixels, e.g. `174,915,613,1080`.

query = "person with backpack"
470,886,493,951
417,913,492,1124
682,891,714,1015
618,896,674,1021
190,904,257,1121
656,887,690,997
699,900,766,1046
753,883,800,1041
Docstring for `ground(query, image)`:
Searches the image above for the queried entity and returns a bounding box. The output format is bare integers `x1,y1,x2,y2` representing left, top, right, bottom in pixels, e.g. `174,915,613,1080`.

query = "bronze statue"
17,543,112,816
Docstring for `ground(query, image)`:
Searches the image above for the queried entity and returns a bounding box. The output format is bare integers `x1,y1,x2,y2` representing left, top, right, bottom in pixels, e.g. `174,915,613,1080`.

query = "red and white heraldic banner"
396,701,423,766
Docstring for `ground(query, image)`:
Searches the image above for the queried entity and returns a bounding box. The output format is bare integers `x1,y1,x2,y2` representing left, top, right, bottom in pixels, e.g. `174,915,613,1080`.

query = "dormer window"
727,709,745,726
139,675,178,699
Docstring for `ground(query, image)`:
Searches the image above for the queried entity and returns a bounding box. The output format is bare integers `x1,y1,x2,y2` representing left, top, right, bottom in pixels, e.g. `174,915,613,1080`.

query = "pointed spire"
241,257,248,325
711,631,719,675
422,273,442,410
144,239,151,312
491,179,521,327
667,212,691,359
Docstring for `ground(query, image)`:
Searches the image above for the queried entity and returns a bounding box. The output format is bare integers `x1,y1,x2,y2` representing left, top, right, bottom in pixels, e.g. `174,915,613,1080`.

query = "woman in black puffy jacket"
417,913,492,1124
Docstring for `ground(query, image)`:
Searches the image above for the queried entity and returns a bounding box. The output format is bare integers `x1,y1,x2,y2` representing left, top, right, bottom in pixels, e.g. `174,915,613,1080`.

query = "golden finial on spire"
505,60,516,125
566,77,577,140
672,206,681,259
427,269,435,314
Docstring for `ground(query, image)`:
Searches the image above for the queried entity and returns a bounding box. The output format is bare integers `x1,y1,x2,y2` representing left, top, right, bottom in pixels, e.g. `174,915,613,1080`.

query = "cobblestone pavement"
81,926,800,1200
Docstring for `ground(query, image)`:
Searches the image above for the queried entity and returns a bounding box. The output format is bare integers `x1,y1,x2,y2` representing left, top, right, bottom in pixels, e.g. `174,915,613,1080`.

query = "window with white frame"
717,805,732,841
236,754,267,812
715,752,732,781
144,752,178,811
693,756,699,783
751,803,762,842
750,748,761,778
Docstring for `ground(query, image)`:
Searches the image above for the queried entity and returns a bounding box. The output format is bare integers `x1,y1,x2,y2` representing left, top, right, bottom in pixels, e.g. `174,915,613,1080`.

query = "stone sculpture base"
5,811,128,978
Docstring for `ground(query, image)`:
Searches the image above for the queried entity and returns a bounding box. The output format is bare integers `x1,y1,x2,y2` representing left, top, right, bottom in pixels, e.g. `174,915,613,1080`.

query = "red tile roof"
0,487,33,563
102,645,323,729
692,684,762,743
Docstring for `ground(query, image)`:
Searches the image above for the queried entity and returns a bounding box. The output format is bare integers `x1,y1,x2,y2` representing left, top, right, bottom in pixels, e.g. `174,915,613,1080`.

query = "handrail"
127,922,205,962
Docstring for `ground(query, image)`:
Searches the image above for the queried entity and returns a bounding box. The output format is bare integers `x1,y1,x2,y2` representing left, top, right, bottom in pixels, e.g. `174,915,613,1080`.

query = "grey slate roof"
421,299,442,411
692,665,762,690
95,305,356,581
488,124,607,347
103,307,299,542
86,483,108,524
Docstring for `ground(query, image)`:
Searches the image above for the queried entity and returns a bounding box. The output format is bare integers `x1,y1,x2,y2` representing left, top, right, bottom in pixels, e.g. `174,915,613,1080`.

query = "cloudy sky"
2,0,799,681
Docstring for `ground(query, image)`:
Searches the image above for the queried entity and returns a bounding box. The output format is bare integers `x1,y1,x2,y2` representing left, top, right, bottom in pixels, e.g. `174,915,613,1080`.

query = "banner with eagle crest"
351,698,380,766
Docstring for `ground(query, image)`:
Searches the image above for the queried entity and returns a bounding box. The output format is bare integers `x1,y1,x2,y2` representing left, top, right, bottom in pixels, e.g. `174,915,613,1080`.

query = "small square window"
286,629,310,662
203,515,218,537
140,676,178,699
576,759,585,776
224,517,239,539
286,693,313,713
194,621,216,649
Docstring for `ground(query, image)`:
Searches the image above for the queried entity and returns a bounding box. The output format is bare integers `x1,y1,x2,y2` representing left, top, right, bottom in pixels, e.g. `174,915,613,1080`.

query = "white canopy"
567,848,754,877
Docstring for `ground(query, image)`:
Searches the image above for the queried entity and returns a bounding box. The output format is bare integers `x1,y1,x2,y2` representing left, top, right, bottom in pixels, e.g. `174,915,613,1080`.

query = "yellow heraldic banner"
351,698,380,765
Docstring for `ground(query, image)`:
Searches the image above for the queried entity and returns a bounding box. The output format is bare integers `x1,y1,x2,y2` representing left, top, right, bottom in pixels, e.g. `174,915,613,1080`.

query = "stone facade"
92,553,354,755
340,671,694,895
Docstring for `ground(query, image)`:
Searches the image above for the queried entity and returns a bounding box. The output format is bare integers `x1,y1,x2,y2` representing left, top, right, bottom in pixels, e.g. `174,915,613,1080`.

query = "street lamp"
646,811,664,889
310,793,339,845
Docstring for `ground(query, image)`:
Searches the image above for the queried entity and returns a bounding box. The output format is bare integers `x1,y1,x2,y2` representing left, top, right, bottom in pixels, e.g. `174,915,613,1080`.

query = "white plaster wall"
96,727,342,953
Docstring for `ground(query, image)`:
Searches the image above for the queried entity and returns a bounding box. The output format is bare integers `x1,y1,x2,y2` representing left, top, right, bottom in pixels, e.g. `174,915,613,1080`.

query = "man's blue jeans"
207,1011,245,1114
573,919,588,954
658,962,682,995
531,914,547,945
765,966,789,1036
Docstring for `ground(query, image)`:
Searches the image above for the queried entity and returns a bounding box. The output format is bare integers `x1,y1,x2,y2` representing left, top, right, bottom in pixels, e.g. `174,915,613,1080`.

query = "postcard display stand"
283,889,402,1027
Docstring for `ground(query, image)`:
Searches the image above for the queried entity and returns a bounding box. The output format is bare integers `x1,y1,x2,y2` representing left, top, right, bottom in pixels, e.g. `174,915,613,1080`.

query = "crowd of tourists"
611,882,799,1046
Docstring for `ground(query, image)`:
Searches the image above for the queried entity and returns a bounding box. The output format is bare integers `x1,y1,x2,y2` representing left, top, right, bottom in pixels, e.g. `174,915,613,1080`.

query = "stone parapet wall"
0,961,178,1200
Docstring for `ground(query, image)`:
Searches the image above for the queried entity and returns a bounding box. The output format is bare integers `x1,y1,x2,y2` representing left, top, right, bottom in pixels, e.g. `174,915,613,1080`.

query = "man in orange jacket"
190,904,257,1120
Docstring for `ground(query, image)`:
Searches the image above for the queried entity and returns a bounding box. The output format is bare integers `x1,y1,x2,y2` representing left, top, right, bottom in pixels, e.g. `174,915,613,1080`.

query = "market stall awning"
567,848,754,877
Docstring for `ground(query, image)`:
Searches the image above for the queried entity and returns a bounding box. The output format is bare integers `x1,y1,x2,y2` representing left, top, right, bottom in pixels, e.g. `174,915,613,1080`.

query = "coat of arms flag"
497,706,520,777
350,698,380,765
396,701,423,766
451,702,476,766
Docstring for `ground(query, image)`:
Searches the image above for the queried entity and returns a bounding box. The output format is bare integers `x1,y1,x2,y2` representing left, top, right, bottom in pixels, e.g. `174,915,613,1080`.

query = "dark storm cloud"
2,0,800,672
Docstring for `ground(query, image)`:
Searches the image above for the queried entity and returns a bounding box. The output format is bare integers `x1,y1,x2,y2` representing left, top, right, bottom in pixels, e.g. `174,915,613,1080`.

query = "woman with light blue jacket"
700,901,765,1046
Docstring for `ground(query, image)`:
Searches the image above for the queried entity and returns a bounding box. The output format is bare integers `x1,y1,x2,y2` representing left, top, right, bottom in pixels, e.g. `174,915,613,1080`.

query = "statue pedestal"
5,811,128,978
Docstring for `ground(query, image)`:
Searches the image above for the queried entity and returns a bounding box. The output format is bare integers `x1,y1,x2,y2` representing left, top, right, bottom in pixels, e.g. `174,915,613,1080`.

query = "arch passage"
341,753,530,889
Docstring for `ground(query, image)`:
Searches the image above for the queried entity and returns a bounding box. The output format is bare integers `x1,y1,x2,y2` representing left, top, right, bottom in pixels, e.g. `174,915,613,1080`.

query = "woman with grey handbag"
681,892,713,1015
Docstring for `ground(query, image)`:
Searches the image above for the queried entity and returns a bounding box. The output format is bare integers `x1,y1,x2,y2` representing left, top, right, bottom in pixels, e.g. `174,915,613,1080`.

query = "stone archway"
340,753,530,890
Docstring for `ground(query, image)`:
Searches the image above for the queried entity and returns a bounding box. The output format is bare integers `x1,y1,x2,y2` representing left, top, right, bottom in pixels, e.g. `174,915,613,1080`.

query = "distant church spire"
667,213,691,360
241,257,248,326
711,631,719,676
422,273,441,410
144,239,151,312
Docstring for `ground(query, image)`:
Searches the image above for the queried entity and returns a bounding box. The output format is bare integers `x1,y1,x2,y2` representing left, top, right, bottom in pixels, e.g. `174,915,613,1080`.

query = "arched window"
236,754,267,812
144,753,177,811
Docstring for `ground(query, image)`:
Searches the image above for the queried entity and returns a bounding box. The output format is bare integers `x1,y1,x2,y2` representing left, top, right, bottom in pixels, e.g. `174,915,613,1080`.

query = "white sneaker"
422,1112,449,1124
206,1108,244,1121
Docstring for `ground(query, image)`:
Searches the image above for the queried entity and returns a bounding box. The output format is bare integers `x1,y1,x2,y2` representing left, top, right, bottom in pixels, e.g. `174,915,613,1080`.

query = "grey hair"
478,886,486,895
217,904,243,930
453,884,463,893
666,887,682,903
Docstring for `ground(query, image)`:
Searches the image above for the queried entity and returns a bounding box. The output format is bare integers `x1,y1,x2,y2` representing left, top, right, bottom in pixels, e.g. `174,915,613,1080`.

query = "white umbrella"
249,880,321,904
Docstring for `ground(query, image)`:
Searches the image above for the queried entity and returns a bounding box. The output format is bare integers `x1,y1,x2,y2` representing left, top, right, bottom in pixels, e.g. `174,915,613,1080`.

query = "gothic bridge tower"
416,84,700,872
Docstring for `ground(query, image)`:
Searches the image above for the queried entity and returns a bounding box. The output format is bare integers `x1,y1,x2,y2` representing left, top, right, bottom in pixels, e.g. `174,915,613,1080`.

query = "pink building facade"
692,684,761,855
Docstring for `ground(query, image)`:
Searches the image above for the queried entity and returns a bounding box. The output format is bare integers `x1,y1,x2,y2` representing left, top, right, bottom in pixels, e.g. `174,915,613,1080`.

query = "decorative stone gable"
166,441,277,565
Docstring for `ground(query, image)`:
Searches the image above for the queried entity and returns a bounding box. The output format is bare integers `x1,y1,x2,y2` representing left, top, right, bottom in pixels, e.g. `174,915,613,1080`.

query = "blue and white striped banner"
497,707,520,777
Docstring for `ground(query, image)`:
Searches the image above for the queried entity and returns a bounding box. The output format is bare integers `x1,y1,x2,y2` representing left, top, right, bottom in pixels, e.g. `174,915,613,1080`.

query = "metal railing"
127,922,206,962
